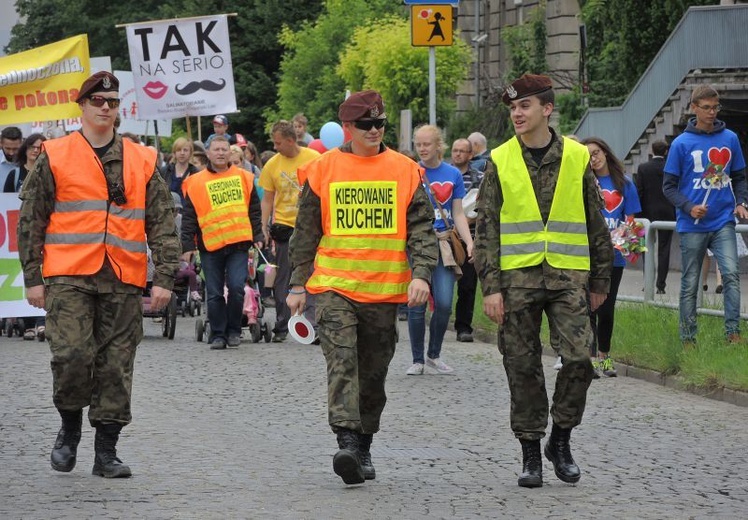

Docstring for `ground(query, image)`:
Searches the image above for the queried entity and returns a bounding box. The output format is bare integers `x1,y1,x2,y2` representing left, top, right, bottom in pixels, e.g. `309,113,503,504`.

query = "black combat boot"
51,409,83,472
517,439,543,488
544,424,581,483
92,423,132,478
358,433,376,480
333,429,364,485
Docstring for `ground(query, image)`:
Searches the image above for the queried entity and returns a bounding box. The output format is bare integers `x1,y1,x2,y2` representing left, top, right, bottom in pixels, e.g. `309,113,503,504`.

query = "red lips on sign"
429,181,454,205
143,81,168,100
708,147,731,168
601,189,623,213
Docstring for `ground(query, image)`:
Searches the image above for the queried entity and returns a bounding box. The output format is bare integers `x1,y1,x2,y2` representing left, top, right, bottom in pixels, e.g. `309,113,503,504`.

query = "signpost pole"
429,47,436,125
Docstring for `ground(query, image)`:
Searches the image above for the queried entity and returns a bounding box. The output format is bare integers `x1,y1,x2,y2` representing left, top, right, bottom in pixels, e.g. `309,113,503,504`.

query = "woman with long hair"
244,141,263,174
581,137,641,377
5,133,47,340
4,133,46,193
406,125,473,375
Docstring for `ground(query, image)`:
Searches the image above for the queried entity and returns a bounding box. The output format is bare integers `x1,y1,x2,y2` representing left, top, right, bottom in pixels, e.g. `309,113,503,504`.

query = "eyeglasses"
88,95,121,109
695,103,721,113
590,149,604,158
353,119,386,131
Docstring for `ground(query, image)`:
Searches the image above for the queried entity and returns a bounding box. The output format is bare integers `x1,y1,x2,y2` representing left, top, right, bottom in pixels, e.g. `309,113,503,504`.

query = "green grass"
464,292,748,392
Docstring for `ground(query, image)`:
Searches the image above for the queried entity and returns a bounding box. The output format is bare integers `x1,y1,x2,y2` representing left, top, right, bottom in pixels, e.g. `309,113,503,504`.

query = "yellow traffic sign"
411,5,453,47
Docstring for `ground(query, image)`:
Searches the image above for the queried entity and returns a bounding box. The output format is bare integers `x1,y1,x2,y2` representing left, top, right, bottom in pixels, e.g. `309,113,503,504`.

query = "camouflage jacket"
289,142,438,289
474,130,613,295
18,133,181,293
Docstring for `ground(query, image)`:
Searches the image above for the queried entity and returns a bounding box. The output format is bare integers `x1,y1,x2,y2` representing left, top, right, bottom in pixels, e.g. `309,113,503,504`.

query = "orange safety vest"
182,165,254,251
302,148,420,303
42,132,155,288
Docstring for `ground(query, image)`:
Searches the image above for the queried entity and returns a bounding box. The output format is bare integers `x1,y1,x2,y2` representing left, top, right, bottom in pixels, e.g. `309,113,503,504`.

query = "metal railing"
620,219,748,319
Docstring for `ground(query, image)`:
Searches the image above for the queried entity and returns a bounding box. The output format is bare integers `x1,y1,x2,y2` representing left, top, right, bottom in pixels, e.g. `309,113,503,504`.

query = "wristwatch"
740,202,748,210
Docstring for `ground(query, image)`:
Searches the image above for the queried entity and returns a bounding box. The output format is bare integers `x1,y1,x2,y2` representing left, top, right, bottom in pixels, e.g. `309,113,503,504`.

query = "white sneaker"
426,357,454,374
406,363,424,375
553,356,563,371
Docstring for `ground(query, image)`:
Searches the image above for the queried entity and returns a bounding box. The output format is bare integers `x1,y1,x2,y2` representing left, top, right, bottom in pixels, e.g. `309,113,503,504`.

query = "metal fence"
620,219,748,320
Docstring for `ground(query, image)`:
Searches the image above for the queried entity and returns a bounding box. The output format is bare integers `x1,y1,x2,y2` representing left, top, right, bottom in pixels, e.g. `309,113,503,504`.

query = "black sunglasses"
353,119,386,131
88,95,121,109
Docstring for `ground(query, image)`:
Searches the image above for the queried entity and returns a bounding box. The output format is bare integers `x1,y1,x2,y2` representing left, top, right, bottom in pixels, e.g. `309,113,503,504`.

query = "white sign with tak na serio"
125,14,237,119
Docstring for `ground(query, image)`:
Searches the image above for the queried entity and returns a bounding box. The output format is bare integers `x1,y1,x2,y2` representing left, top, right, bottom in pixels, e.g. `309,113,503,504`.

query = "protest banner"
0,35,90,126
125,15,236,120
0,194,44,318
113,70,172,137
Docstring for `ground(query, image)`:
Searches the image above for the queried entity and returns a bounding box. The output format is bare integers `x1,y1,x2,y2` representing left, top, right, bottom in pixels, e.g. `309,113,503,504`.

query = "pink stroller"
194,249,271,343
244,248,271,343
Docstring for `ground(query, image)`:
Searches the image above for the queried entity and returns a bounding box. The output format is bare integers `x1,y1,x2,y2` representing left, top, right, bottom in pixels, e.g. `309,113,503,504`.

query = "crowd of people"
4,69,746,490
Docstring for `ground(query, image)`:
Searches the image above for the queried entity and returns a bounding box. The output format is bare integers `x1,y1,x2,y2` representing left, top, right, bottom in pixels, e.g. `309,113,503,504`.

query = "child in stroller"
174,258,203,317
244,247,271,343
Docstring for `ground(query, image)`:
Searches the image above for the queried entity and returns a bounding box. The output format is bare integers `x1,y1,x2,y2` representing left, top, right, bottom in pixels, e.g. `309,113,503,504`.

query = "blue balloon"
319,122,345,150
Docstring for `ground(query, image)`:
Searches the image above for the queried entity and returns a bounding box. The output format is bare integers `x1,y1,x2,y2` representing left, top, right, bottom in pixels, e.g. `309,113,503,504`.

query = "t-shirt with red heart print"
420,161,466,232
664,125,746,233
597,175,641,267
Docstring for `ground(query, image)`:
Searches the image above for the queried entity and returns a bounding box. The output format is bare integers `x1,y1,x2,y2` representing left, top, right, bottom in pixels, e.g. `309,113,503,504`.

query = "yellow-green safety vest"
492,136,590,271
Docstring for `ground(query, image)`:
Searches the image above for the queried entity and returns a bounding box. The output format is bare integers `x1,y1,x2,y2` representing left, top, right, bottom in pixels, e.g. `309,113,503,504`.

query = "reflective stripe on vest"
42,134,153,287
183,166,254,251
493,136,590,271
303,149,421,303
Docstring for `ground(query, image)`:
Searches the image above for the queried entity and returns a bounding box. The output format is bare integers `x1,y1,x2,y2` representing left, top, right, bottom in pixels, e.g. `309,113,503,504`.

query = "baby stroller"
245,247,272,343
195,247,271,343
142,286,178,340
174,259,203,317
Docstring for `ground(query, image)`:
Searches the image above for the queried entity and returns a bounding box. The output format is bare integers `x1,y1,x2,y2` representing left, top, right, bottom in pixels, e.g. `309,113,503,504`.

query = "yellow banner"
0,35,90,125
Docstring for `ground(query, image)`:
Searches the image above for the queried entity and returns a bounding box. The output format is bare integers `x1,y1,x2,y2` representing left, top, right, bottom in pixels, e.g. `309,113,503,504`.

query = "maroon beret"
77,71,119,102
338,90,386,121
502,74,553,105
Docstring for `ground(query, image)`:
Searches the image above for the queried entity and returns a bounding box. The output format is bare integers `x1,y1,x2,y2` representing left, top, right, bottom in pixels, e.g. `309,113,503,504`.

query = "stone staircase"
624,70,748,173
623,70,748,173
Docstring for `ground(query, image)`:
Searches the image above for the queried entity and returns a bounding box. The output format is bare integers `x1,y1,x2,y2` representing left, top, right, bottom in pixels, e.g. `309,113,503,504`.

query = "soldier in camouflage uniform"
287,90,437,485
17,72,180,479
474,74,613,488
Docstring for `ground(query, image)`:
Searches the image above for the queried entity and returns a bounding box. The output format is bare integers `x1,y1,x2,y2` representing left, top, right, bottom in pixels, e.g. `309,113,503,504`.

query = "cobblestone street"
2,315,747,519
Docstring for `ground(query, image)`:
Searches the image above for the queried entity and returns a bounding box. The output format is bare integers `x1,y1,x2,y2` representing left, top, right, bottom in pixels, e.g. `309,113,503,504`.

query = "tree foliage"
337,16,472,144
580,0,720,108
501,0,547,80
268,0,404,138
6,0,323,146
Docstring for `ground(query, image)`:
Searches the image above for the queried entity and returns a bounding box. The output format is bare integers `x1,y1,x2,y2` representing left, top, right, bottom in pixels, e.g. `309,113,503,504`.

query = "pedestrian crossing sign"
411,5,453,47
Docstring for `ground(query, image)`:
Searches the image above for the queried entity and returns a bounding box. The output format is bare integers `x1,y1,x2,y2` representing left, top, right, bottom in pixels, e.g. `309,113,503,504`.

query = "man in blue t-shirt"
663,84,748,345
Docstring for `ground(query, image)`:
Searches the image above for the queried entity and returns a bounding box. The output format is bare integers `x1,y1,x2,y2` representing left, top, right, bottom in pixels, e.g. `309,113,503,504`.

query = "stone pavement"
2,312,748,519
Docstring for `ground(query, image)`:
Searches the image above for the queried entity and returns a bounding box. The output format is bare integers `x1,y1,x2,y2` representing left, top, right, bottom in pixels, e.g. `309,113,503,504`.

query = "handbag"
447,227,467,266
422,170,467,265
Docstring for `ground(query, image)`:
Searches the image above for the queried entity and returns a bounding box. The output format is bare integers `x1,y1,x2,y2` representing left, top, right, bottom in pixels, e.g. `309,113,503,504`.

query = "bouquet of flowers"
695,162,729,224
610,216,647,263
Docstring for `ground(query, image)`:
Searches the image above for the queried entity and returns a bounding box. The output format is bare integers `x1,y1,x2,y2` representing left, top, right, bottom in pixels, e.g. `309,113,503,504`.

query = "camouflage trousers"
46,285,143,427
499,286,594,441
315,291,399,434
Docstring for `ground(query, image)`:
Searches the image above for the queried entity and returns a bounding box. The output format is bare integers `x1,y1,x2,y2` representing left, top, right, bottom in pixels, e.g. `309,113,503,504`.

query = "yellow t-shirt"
259,147,320,227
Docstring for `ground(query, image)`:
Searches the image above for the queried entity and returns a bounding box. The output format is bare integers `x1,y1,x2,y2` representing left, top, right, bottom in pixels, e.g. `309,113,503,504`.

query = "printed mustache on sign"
175,78,227,95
